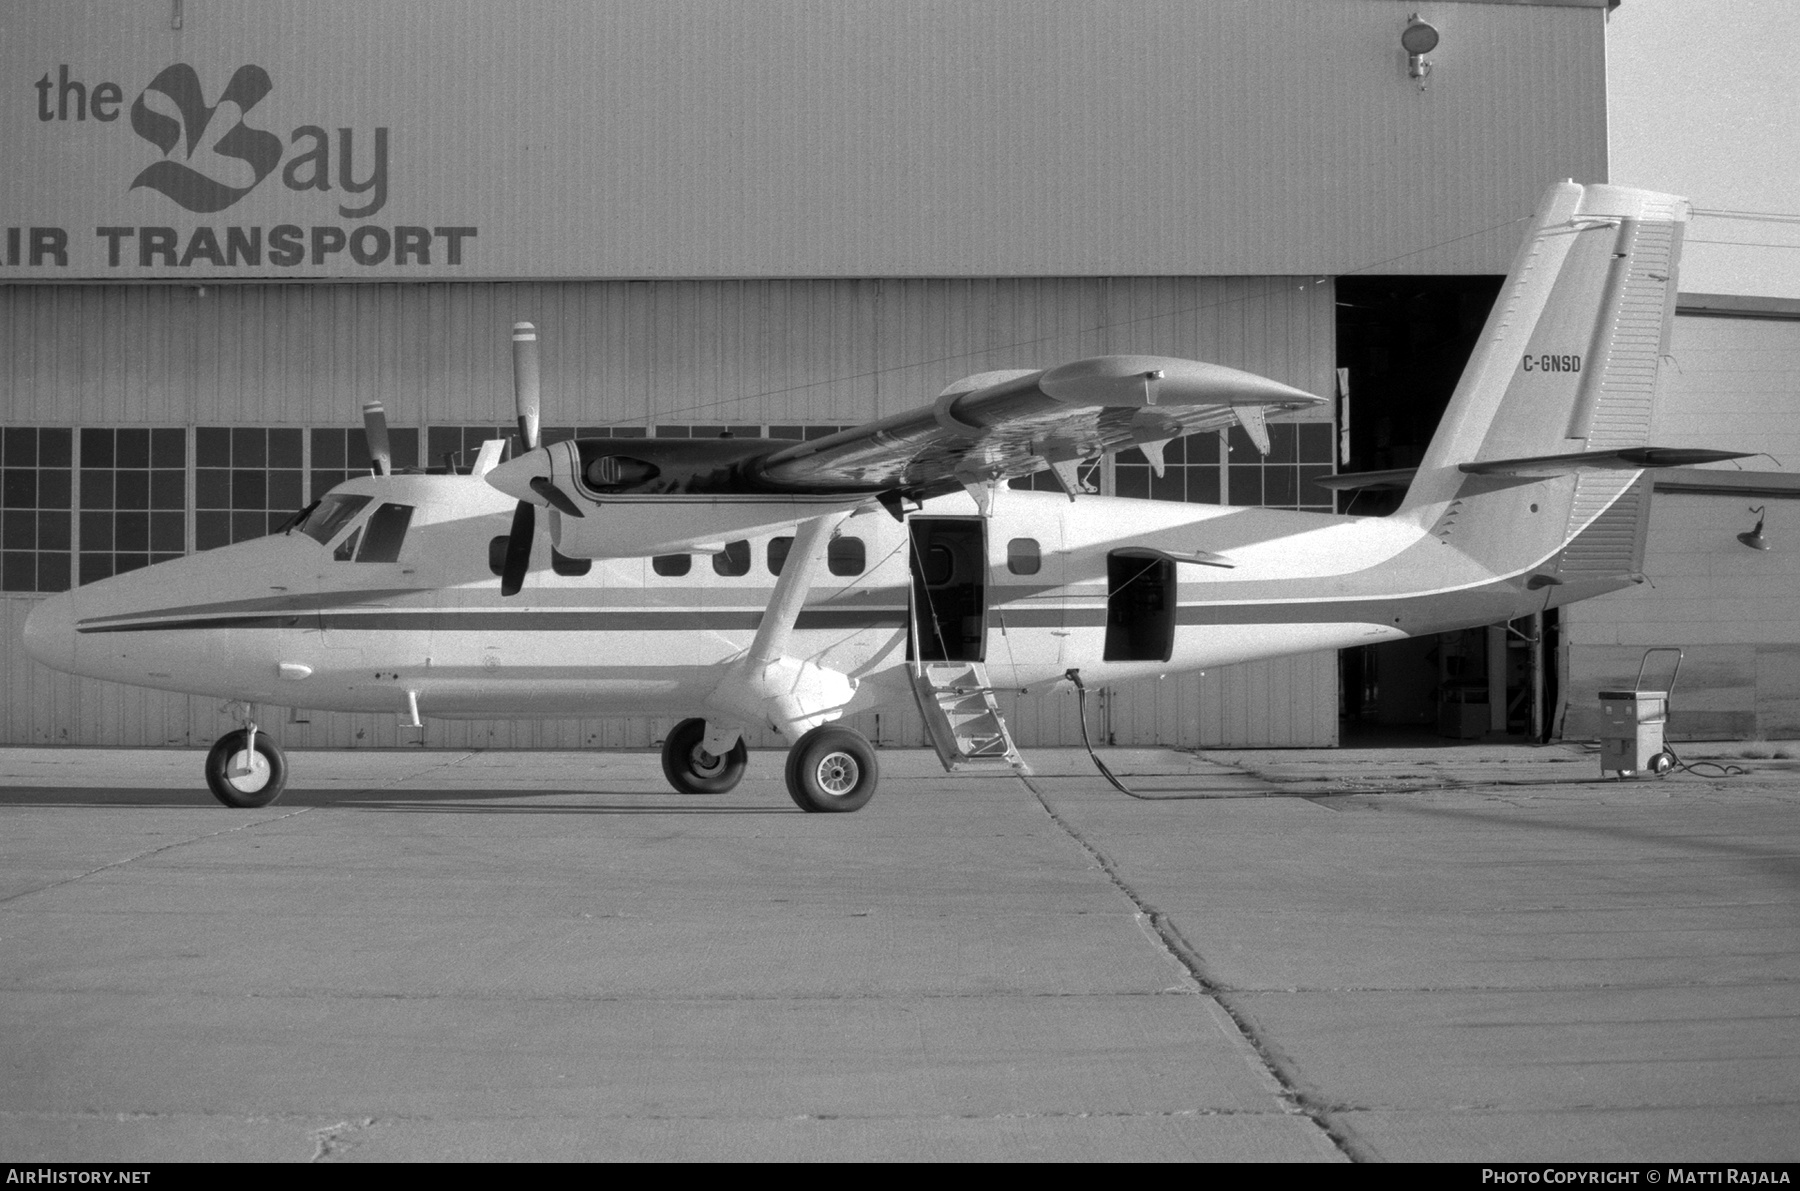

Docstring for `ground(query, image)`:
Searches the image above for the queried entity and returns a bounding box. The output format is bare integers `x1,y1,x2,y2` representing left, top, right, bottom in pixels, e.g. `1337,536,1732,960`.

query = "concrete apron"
1,743,1795,1162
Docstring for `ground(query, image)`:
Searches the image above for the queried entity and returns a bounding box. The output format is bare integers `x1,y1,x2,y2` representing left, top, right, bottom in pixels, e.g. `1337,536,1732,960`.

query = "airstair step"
909,658,1029,774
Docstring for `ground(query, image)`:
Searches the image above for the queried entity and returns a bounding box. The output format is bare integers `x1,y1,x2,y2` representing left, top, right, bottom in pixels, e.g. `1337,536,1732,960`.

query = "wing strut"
704,511,859,744
746,512,848,667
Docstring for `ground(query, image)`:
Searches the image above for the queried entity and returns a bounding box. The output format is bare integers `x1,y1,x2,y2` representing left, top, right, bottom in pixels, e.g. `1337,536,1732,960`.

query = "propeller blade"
499,500,535,597
512,321,541,454
361,400,392,476
530,475,585,518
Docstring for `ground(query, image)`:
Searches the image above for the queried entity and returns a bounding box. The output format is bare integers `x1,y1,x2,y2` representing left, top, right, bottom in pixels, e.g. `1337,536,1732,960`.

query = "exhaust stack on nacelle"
361,401,391,476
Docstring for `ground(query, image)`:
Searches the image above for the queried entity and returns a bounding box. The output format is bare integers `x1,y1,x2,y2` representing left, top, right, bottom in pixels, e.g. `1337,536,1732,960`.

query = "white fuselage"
24,472,1574,725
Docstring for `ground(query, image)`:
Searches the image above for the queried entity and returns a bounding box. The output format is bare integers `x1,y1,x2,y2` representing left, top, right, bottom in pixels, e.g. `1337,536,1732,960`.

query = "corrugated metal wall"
1562,307,1800,739
0,275,1340,750
2,278,1333,426
1,1,1608,279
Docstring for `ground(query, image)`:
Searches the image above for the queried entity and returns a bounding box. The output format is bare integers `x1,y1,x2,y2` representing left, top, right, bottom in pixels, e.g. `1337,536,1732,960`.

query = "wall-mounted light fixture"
1403,15,1439,91
1738,506,1771,551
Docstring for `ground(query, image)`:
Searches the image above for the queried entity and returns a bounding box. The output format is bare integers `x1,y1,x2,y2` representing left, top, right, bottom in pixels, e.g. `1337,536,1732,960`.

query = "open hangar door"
1332,275,1562,744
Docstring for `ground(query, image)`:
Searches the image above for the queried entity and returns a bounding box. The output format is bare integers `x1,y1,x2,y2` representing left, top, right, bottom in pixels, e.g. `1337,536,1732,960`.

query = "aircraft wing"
485,352,1323,557
751,354,1323,497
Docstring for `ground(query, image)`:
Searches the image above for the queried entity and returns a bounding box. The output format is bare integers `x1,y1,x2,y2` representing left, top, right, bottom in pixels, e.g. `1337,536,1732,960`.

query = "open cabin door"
905,515,1027,773
908,517,987,662
1105,550,1176,663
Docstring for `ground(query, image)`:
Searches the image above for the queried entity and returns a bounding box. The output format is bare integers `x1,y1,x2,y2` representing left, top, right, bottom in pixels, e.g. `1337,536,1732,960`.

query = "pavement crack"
1020,771,1373,1164
0,805,313,906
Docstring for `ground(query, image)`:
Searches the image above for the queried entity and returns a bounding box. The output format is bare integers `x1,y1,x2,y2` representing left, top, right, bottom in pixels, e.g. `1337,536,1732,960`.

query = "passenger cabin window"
712,540,750,577
921,543,955,585
828,536,865,576
768,536,793,575
298,493,371,546
486,535,591,578
1007,538,1041,576
768,535,865,577
354,502,414,563
652,553,691,576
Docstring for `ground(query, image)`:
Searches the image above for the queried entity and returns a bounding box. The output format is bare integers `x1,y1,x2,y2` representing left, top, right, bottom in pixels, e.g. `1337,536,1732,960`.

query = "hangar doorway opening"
1334,275,1557,743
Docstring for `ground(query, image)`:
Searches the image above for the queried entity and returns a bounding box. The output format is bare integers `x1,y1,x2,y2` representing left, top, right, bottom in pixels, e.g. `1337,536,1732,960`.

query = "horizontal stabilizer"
1314,448,1753,494
1313,467,1418,492
1459,447,1752,476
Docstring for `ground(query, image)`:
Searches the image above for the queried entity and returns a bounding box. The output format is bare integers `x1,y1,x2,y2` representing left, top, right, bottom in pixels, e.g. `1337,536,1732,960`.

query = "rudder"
1398,182,1689,581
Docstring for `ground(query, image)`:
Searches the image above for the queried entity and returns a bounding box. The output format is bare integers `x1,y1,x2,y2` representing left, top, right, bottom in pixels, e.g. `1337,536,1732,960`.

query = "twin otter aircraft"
22,182,1744,812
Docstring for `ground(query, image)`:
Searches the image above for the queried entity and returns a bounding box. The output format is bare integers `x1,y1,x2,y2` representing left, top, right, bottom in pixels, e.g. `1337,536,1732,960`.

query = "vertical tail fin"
1398,182,1689,579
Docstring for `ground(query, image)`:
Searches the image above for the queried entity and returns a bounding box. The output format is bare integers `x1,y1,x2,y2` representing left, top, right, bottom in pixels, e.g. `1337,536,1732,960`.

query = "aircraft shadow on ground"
0,786,792,814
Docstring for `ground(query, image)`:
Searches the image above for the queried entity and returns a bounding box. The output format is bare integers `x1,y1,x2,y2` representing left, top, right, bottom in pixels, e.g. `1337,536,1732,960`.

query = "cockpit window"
584,454,661,492
297,494,371,546
355,502,414,563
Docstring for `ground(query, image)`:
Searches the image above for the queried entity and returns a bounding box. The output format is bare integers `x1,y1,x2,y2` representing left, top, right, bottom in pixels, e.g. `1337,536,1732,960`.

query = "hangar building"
3,0,1794,750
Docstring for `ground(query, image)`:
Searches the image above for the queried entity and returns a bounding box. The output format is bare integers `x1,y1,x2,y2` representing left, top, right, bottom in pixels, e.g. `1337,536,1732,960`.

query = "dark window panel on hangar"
77,428,183,585
1,427,72,593
428,426,516,473
311,426,418,500
1227,423,1337,513
196,427,305,551
1017,424,1333,511
1011,458,1103,497
654,424,766,439
767,426,845,442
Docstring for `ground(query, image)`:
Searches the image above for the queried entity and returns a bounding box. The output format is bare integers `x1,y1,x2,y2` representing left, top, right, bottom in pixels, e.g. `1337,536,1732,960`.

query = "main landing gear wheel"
204,729,288,809
784,724,879,813
661,717,749,794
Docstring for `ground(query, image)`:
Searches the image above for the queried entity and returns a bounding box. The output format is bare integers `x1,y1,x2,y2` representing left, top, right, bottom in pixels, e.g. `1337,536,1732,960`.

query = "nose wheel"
660,717,749,794
784,724,879,813
204,727,289,808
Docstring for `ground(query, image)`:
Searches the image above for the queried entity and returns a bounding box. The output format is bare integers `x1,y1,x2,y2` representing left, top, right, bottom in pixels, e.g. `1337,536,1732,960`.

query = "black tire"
204,729,288,809
784,724,879,813
660,717,749,794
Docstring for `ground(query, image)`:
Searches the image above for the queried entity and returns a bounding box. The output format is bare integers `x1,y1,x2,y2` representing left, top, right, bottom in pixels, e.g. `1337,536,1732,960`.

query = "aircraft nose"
22,588,78,674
